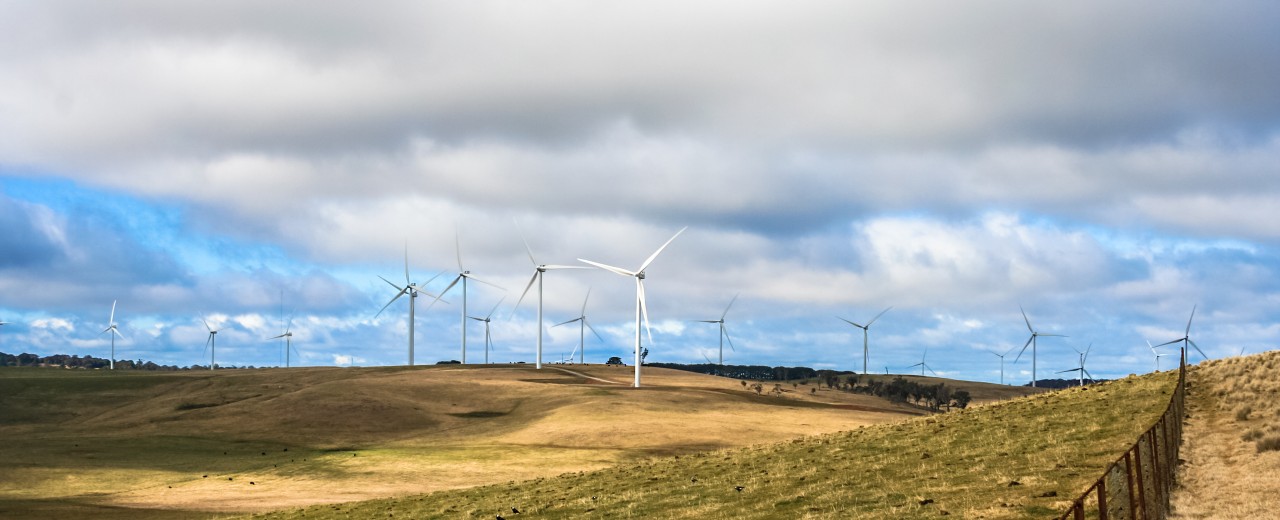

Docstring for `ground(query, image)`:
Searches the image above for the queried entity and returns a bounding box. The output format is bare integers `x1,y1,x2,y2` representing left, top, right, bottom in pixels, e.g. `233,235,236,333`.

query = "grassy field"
242,369,1179,519
1171,349,1280,518
1,363,979,518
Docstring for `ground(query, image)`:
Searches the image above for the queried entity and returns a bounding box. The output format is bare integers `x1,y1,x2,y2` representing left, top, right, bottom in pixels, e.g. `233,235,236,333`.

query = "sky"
1,1,1278,384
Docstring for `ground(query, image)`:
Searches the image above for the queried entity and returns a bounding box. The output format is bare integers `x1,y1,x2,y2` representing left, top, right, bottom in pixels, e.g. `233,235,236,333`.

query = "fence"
1057,350,1187,520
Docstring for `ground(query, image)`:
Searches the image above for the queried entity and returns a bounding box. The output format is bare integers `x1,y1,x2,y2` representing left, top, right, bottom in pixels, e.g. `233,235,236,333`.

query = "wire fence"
1057,350,1187,520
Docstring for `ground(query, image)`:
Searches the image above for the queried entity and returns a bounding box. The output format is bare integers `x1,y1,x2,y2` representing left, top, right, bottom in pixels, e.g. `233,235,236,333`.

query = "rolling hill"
0,363,1031,518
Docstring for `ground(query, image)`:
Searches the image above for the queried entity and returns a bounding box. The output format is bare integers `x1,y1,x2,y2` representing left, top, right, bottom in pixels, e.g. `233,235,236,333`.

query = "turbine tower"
838,306,891,375
435,232,502,364
1012,305,1065,388
202,317,220,370
579,226,687,388
1056,343,1095,387
1153,305,1208,361
467,296,506,365
375,244,443,366
697,294,739,366
513,227,587,369
100,300,125,370
552,288,603,365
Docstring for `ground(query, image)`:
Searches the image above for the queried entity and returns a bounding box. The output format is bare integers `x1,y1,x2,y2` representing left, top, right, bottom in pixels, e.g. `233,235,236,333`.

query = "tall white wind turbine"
202,317,220,370
375,245,443,366
838,306,891,375
468,296,506,365
513,228,588,369
434,233,503,364
579,226,687,388
1012,305,1065,388
100,300,125,370
697,294,739,366
1147,340,1172,372
1057,343,1095,387
1152,305,1208,361
552,288,603,365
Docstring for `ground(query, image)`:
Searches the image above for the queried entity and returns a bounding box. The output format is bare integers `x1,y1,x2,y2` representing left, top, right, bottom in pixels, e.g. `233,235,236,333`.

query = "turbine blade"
552,317,581,327
721,293,739,320
1083,368,1095,382
1189,338,1208,360
518,225,538,266
1056,368,1079,374
109,300,117,324
378,275,406,292
374,290,406,319
111,327,126,340
455,231,463,272
1020,305,1034,333
581,287,592,315
637,226,687,273
543,264,590,270
486,296,506,319
585,319,604,342
403,242,411,286
1013,336,1033,363
1186,304,1197,336
926,365,937,376
638,279,653,346
513,271,539,311
203,317,213,332
269,333,287,340
837,317,867,329
467,316,485,322
866,306,892,327
1153,338,1183,348
465,273,505,291
724,325,736,352
578,258,634,277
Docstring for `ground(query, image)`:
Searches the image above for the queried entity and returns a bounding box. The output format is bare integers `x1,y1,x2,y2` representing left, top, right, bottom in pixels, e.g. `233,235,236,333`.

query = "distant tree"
751,382,763,395
640,348,649,365
740,380,747,388
951,390,972,410
772,384,785,397
606,356,624,366
811,387,817,394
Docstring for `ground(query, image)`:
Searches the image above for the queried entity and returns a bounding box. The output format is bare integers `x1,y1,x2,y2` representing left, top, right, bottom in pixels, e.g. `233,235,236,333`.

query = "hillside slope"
0,364,969,517
1171,350,1280,518
248,370,1178,520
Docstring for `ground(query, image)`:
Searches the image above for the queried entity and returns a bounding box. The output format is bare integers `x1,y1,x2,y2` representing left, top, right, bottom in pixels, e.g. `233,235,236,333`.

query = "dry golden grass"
1171,349,1280,518
3,364,1003,518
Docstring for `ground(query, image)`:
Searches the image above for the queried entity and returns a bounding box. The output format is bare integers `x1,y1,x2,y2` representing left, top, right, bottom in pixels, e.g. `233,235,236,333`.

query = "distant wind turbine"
579,226,687,388
513,226,588,369
1152,305,1208,361
1057,343,1095,387
697,294,739,366
838,306,891,375
908,346,937,376
100,300,125,370
1013,305,1065,388
990,347,1015,385
1147,340,1171,372
468,296,506,365
202,317,220,370
269,317,299,368
552,289,603,365
434,232,503,364
375,244,444,366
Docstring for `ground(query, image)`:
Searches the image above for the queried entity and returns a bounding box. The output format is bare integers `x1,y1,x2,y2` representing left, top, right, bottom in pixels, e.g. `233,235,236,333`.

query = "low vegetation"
247,370,1177,519
1172,350,1280,518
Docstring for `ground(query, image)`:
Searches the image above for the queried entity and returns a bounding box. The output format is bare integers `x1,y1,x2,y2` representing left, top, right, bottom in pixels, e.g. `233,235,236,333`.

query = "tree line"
0,351,251,371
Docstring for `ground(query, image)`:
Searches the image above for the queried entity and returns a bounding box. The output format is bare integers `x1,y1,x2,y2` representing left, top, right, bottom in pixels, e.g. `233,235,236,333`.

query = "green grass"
244,370,1178,519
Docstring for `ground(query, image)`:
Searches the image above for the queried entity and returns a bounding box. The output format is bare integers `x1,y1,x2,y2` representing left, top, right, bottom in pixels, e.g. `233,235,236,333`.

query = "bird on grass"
735,486,745,492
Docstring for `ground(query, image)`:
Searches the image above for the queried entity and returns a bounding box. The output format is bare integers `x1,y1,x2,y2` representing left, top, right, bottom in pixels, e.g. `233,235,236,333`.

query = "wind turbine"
100,300,125,370
468,296,506,365
838,306,891,375
990,347,1015,385
1012,305,1065,388
269,317,299,368
908,346,936,376
513,227,588,369
579,226,687,388
375,244,443,366
697,294,739,366
202,317,220,370
434,232,503,364
1057,343,1095,387
552,288,603,365
1147,340,1170,372
1152,305,1208,361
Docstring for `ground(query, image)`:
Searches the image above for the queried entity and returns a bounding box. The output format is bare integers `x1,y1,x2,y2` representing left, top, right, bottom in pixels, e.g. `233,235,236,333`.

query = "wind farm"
2,2,1278,518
